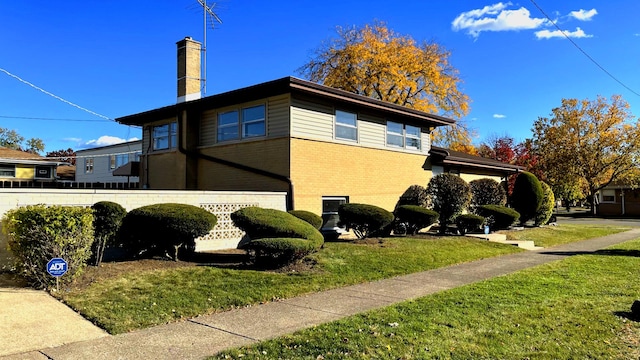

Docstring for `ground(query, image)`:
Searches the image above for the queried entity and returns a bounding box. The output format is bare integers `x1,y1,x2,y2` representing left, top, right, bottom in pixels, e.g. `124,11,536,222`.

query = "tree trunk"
590,191,597,216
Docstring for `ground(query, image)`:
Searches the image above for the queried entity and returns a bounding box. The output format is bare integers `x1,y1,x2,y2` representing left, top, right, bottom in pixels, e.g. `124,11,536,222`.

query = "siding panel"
267,94,290,138
291,98,334,141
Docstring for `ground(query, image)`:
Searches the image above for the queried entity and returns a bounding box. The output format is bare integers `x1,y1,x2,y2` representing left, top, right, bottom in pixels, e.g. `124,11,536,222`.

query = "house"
116,37,522,225
0,147,63,184
596,183,640,216
427,146,524,183
75,140,142,185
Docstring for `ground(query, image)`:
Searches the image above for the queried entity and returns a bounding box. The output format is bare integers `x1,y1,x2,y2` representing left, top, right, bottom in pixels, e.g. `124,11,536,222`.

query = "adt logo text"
47,258,68,277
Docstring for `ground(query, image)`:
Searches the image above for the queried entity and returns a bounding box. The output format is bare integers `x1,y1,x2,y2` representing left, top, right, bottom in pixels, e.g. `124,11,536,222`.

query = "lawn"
59,224,626,334
211,238,640,360
500,223,628,247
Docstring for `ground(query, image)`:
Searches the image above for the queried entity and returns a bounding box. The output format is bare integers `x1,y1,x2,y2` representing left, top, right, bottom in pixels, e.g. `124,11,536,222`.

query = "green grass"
59,225,626,334
500,223,629,247
211,239,640,360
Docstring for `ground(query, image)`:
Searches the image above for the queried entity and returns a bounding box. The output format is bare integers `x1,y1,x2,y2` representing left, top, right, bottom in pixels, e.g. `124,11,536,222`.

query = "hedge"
91,201,127,266
231,207,324,267
470,178,506,208
427,174,472,234
394,205,439,235
455,214,485,235
475,205,520,231
511,171,543,225
1,205,94,289
118,203,217,261
338,203,394,239
288,210,323,230
535,181,556,226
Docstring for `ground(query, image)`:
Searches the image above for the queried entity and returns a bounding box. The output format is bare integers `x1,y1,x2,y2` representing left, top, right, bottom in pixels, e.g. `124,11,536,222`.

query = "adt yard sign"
47,258,68,277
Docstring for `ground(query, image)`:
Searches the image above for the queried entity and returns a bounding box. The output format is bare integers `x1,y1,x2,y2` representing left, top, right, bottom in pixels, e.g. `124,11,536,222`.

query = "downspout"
176,110,295,210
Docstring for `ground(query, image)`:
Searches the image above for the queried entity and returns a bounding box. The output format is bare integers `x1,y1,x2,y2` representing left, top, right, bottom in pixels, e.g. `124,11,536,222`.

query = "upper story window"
152,122,177,150
217,104,266,142
85,158,94,174
110,154,129,170
0,165,16,177
386,121,421,150
335,110,357,141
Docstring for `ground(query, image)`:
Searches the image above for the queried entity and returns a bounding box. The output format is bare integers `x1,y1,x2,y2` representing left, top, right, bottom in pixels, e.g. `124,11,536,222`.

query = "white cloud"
493,114,506,119
535,27,593,39
452,2,548,37
82,135,139,148
63,137,82,143
569,9,597,21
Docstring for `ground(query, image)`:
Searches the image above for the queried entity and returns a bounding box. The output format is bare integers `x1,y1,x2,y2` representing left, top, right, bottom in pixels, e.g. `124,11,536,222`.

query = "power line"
0,115,113,122
0,67,116,121
529,0,640,98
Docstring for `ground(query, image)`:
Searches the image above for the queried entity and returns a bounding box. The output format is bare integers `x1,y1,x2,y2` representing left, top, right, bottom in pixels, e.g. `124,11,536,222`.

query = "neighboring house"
75,140,142,184
597,184,640,216
116,37,522,228
0,147,62,183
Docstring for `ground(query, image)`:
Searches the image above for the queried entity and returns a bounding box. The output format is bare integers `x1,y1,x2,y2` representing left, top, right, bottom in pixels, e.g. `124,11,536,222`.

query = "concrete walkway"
3,228,640,360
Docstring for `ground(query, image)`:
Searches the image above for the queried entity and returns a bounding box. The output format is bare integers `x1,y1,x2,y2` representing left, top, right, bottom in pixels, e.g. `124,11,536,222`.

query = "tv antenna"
196,0,222,95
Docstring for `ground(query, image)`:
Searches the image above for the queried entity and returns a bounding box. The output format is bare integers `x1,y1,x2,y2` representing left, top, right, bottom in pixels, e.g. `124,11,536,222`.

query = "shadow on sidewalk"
539,249,640,257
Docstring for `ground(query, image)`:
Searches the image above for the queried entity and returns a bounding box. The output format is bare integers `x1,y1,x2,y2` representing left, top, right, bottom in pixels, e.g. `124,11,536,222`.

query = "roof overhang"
429,146,524,174
116,77,456,128
0,158,65,166
113,161,140,177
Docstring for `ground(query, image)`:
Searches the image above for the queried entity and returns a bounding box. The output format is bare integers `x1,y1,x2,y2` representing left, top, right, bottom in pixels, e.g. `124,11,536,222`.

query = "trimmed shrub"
395,185,430,208
394,205,439,235
231,207,323,267
476,205,520,231
288,210,323,230
91,201,127,266
470,178,506,208
455,214,485,235
535,181,556,226
426,174,472,234
338,203,394,239
119,203,217,261
1,205,94,289
511,171,543,225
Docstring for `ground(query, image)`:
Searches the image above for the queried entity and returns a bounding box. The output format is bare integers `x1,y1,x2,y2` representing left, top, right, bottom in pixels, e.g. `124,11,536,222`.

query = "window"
405,125,421,150
217,110,239,142
242,105,266,138
152,122,177,150
110,154,129,170
217,105,266,142
601,189,616,203
386,121,404,147
134,152,142,161
0,165,15,177
321,196,349,232
85,158,94,174
386,121,421,150
34,166,52,179
335,110,357,141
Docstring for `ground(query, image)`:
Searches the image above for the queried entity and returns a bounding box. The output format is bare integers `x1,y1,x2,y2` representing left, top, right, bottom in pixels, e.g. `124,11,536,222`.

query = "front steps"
465,233,544,250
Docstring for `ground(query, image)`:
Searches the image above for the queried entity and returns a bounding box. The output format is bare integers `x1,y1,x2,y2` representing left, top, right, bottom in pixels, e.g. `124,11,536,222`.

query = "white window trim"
335,110,358,142
386,121,422,151
85,158,94,174
217,104,267,143
600,189,616,203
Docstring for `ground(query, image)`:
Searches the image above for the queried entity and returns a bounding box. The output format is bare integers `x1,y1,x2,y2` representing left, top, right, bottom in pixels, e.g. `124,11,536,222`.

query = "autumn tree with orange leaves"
298,21,474,151
533,95,640,215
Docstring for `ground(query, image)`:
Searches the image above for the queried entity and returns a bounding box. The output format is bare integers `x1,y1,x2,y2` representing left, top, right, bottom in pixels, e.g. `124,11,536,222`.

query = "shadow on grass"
539,249,640,258
614,311,640,322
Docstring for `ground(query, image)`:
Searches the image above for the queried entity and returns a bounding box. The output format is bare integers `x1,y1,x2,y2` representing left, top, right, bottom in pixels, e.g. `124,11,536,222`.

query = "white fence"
0,189,287,266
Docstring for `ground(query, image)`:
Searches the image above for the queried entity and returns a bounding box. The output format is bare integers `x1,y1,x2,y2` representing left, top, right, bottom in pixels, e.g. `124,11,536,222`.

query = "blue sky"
1,1,639,153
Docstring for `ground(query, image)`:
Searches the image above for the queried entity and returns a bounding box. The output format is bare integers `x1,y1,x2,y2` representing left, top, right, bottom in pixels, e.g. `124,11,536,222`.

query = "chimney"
176,37,202,103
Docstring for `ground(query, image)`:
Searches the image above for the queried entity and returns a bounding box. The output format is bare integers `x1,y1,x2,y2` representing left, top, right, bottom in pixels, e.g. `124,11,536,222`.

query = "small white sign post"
47,257,68,292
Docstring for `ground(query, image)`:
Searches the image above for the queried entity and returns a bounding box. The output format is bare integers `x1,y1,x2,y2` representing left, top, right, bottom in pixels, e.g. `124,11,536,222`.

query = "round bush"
535,181,556,226
476,205,520,231
394,205,439,235
231,207,324,267
1,205,94,289
91,201,127,266
288,210,323,230
470,178,506,208
119,203,217,260
511,172,543,225
426,174,472,234
338,203,394,239
395,185,430,208
455,214,485,235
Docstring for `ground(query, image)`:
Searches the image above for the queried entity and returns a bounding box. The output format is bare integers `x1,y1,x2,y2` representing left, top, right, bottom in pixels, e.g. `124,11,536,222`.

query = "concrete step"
465,233,544,250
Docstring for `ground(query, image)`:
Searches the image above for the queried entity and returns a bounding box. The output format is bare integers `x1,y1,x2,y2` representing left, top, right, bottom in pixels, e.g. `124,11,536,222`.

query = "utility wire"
0,115,113,122
0,67,116,121
529,0,640,98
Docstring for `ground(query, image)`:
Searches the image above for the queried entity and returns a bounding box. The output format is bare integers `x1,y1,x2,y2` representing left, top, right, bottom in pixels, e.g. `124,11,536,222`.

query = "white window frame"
85,158,94,174
152,122,177,151
241,105,266,138
335,110,358,141
386,121,422,150
600,189,616,203
217,104,267,142
386,121,404,147
405,125,422,150
110,154,129,170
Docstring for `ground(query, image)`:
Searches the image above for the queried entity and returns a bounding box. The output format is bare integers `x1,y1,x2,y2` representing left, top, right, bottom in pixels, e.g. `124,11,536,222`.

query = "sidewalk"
3,228,640,360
